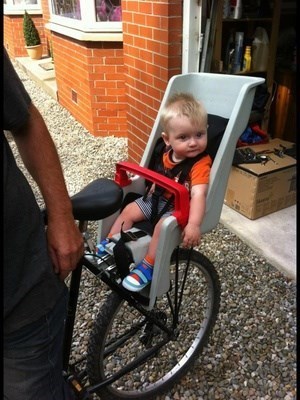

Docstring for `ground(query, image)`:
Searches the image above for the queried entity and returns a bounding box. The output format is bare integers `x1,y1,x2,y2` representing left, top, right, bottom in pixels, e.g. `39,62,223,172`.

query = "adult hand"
46,216,84,280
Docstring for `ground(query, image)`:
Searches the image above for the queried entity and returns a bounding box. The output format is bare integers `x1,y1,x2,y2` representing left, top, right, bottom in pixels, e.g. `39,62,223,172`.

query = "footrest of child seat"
99,267,151,307
84,253,150,306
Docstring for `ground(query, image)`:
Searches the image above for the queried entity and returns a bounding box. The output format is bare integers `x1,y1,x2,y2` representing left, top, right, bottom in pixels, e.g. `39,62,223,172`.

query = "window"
4,0,42,12
95,0,122,22
51,0,81,20
49,0,122,33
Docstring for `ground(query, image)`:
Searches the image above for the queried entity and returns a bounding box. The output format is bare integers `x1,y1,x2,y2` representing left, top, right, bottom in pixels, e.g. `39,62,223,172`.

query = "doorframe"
182,0,203,73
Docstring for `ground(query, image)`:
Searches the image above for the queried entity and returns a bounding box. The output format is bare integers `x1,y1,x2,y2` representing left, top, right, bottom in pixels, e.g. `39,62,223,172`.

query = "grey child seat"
98,72,265,309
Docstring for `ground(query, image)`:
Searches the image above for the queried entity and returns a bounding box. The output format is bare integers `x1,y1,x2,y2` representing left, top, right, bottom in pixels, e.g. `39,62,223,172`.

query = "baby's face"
162,115,207,162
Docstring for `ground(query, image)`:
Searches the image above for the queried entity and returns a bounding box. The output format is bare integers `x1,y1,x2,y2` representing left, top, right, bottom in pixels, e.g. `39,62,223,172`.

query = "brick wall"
53,34,127,137
122,0,182,162
41,0,52,56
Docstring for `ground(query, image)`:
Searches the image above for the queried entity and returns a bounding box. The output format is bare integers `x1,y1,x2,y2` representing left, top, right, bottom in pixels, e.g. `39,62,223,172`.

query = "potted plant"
23,10,43,60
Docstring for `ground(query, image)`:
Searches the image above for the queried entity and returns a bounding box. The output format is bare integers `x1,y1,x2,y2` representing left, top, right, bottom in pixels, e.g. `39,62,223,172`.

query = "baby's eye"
196,131,205,138
178,135,187,140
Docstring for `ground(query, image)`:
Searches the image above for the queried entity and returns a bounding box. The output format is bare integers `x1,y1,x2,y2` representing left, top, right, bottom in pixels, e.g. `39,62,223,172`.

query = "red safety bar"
115,161,190,228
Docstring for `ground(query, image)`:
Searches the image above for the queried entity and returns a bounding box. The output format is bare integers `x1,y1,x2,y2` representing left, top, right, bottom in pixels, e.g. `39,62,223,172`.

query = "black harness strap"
148,145,207,226
113,223,149,278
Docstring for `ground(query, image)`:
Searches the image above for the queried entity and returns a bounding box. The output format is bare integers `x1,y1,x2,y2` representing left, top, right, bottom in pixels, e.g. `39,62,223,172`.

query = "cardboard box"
224,139,296,219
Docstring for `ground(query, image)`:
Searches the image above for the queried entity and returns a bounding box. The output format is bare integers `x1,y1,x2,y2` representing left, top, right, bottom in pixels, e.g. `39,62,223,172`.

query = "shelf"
222,18,272,22
235,70,267,75
216,70,267,76
211,0,282,132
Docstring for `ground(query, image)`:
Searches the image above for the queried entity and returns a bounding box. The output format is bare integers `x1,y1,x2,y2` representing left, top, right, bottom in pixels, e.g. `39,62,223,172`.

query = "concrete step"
15,56,57,101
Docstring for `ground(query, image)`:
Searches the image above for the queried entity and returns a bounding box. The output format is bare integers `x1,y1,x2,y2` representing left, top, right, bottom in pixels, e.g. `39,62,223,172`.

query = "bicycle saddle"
70,178,123,221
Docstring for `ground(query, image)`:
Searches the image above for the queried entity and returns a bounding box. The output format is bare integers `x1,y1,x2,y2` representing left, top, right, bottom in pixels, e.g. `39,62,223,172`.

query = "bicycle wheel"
86,248,220,400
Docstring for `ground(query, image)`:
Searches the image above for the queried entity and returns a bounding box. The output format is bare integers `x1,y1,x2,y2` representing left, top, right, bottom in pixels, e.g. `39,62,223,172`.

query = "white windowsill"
4,9,42,15
45,22,123,42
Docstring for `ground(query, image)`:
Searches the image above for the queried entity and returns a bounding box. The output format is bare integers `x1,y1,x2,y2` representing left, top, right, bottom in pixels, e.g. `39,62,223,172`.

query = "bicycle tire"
86,248,220,400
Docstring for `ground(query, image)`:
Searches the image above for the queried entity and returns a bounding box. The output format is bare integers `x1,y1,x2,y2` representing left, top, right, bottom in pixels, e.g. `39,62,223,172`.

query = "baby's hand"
182,223,201,248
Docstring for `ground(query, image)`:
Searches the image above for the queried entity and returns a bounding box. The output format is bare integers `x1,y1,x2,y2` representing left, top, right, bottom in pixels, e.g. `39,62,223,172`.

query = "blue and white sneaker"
96,239,109,256
122,261,153,292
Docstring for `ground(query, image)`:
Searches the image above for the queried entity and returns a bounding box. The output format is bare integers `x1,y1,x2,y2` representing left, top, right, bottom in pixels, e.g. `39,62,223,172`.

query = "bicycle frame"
64,247,188,398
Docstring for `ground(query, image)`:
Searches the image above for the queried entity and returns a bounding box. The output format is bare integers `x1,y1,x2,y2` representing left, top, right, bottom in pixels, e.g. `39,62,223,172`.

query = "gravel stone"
8,62,297,400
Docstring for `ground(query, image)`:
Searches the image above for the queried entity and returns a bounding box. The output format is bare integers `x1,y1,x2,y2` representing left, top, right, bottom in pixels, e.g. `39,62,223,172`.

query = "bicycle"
57,73,265,399
59,162,221,400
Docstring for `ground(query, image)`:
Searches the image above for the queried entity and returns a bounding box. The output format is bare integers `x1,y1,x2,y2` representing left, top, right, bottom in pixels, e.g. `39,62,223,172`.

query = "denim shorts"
3,285,75,400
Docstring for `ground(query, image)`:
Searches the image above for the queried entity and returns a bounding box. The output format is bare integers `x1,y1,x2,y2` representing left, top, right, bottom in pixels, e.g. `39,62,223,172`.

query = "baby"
108,92,212,291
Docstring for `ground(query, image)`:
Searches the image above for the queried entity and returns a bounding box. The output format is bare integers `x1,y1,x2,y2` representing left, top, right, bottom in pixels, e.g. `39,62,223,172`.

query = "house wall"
4,0,183,163
52,36,127,138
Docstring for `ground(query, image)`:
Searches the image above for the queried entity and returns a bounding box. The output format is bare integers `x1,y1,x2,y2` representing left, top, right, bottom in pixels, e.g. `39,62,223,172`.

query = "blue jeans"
4,286,75,400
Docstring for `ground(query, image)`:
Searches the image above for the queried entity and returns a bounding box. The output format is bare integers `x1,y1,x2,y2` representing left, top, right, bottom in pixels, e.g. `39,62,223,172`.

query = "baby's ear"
161,132,169,145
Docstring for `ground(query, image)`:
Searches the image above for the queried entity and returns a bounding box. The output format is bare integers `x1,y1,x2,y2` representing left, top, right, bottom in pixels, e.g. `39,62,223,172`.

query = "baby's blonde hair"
159,92,207,133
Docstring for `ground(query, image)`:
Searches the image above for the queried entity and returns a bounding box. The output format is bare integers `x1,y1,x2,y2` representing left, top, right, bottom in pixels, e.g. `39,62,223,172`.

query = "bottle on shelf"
224,31,235,72
223,0,230,18
242,46,252,72
233,32,244,73
252,27,269,71
233,0,242,19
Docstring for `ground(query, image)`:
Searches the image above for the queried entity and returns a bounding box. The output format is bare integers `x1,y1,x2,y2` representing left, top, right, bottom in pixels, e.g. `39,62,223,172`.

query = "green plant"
23,10,41,47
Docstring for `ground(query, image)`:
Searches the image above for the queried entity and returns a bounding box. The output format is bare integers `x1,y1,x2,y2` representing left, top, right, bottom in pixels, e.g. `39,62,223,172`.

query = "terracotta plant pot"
25,44,43,60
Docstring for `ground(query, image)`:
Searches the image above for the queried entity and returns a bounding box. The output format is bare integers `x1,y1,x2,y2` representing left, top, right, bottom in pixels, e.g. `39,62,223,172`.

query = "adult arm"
11,103,84,280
